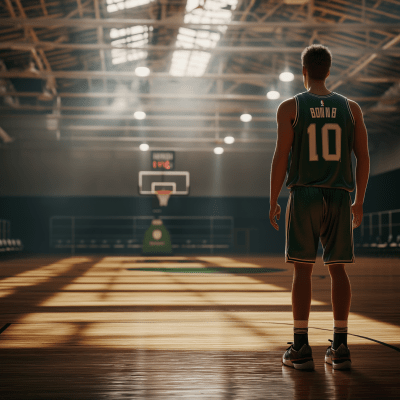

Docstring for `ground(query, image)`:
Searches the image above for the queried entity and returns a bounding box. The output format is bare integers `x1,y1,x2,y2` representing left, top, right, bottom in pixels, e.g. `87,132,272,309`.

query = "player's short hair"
301,44,332,81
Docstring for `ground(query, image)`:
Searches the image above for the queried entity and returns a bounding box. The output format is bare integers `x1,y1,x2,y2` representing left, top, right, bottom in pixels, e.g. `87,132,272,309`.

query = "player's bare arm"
348,100,370,229
349,100,370,204
269,98,296,231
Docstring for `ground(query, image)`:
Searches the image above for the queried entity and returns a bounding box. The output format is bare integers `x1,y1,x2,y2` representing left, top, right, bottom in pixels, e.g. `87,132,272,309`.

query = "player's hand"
351,202,363,229
269,203,281,231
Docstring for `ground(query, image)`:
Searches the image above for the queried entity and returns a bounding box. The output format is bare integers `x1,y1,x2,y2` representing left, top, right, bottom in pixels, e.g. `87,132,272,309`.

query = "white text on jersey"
310,107,337,118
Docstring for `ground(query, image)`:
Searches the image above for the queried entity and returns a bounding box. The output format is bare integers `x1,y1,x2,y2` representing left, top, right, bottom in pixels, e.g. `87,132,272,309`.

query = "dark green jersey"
286,91,355,192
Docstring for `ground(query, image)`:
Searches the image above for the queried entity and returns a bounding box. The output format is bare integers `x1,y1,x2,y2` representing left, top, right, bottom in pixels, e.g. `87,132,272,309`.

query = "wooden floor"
0,254,399,399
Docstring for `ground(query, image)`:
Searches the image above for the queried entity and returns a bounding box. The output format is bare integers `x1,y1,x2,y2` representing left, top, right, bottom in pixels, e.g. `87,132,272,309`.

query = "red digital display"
151,151,175,170
152,160,171,170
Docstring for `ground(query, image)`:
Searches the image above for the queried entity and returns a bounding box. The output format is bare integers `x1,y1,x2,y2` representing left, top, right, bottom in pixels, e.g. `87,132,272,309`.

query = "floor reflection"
0,255,399,399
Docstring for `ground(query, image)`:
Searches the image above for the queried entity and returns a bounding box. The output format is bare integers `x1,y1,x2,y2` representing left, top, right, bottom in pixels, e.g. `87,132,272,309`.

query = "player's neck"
306,80,331,96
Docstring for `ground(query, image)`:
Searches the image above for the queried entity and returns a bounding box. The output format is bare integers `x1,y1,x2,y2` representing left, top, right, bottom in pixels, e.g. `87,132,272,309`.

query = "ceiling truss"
0,0,399,153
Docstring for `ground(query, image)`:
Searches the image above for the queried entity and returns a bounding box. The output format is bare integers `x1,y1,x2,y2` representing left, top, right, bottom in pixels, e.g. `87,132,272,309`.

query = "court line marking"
0,323,11,334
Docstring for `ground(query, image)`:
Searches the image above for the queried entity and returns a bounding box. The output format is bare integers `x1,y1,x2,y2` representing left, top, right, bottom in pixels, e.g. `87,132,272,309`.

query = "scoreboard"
151,151,175,170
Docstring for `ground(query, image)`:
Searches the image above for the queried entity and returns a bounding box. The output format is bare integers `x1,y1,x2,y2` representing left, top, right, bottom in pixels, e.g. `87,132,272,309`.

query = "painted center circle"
152,229,162,240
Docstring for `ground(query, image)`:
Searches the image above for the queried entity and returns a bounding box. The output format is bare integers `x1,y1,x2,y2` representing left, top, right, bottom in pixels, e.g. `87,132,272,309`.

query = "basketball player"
269,44,370,370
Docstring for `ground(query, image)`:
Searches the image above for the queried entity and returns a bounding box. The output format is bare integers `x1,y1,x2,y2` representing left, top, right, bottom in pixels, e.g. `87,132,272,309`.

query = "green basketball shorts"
285,186,355,266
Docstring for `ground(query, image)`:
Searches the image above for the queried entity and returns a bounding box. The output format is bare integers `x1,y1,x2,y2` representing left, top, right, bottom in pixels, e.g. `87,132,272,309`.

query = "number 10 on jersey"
307,123,341,162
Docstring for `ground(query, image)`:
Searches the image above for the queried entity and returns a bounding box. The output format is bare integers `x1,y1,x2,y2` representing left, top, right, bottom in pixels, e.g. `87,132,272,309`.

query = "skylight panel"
169,0,238,77
170,51,191,77
176,33,196,47
179,28,196,37
110,26,152,65
107,0,153,13
186,51,211,76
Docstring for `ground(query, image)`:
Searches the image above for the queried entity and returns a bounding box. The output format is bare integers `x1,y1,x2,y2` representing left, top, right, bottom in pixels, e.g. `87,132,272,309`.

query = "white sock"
294,320,308,335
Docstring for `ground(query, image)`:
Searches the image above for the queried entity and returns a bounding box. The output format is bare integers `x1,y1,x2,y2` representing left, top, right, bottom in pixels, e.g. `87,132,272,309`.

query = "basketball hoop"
156,190,172,207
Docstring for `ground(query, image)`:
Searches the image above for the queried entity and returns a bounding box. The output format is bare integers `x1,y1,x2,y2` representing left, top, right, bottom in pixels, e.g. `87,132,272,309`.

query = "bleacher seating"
0,219,23,254
357,234,399,250
50,216,234,254
357,233,373,248
0,238,23,253
354,210,400,253
76,239,88,249
375,233,398,248
390,234,400,248
370,235,381,248
113,239,124,249
100,239,111,249
126,239,138,248
377,234,390,248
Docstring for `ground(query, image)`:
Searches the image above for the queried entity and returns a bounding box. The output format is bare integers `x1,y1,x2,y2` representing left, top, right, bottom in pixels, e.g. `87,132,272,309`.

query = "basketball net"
156,190,171,207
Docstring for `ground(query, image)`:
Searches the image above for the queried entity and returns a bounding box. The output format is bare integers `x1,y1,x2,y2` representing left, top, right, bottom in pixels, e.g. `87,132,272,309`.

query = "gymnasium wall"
0,143,394,197
0,196,286,254
369,133,400,175
1,143,399,254
0,146,366,197
0,167,399,253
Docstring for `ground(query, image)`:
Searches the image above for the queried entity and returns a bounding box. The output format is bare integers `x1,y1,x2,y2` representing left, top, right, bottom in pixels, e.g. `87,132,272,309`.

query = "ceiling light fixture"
279,71,294,82
240,113,252,122
224,136,235,144
267,90,280,100
135,66,150,77
134,111,146,120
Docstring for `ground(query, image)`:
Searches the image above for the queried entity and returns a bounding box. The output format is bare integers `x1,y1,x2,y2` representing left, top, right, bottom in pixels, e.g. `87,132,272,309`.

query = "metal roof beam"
6,0,58,98
0,141,275,152
93,0,107,92
57,137,276,143
1,17,399,31
2,41,400,55
1,71,400,83
4,114,277,122
2,90,400,102
329,33,400,91
58,126,276,133
0,103,392,116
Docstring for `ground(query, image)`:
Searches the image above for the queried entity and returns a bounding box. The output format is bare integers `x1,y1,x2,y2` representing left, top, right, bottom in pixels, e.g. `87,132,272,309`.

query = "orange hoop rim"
155,190,172,195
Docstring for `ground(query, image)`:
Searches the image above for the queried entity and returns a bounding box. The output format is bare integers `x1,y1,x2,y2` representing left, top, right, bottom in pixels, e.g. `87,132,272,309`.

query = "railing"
356,208,400,250
0,219,10,240
50,216,234,254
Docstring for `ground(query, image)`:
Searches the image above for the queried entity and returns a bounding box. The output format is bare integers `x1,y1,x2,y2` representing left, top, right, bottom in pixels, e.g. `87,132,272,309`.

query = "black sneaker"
325,339,352,370
282,342,315,370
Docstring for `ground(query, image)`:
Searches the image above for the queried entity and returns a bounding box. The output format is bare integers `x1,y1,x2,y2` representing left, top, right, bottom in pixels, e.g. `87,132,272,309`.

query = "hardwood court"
0,254,399,399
